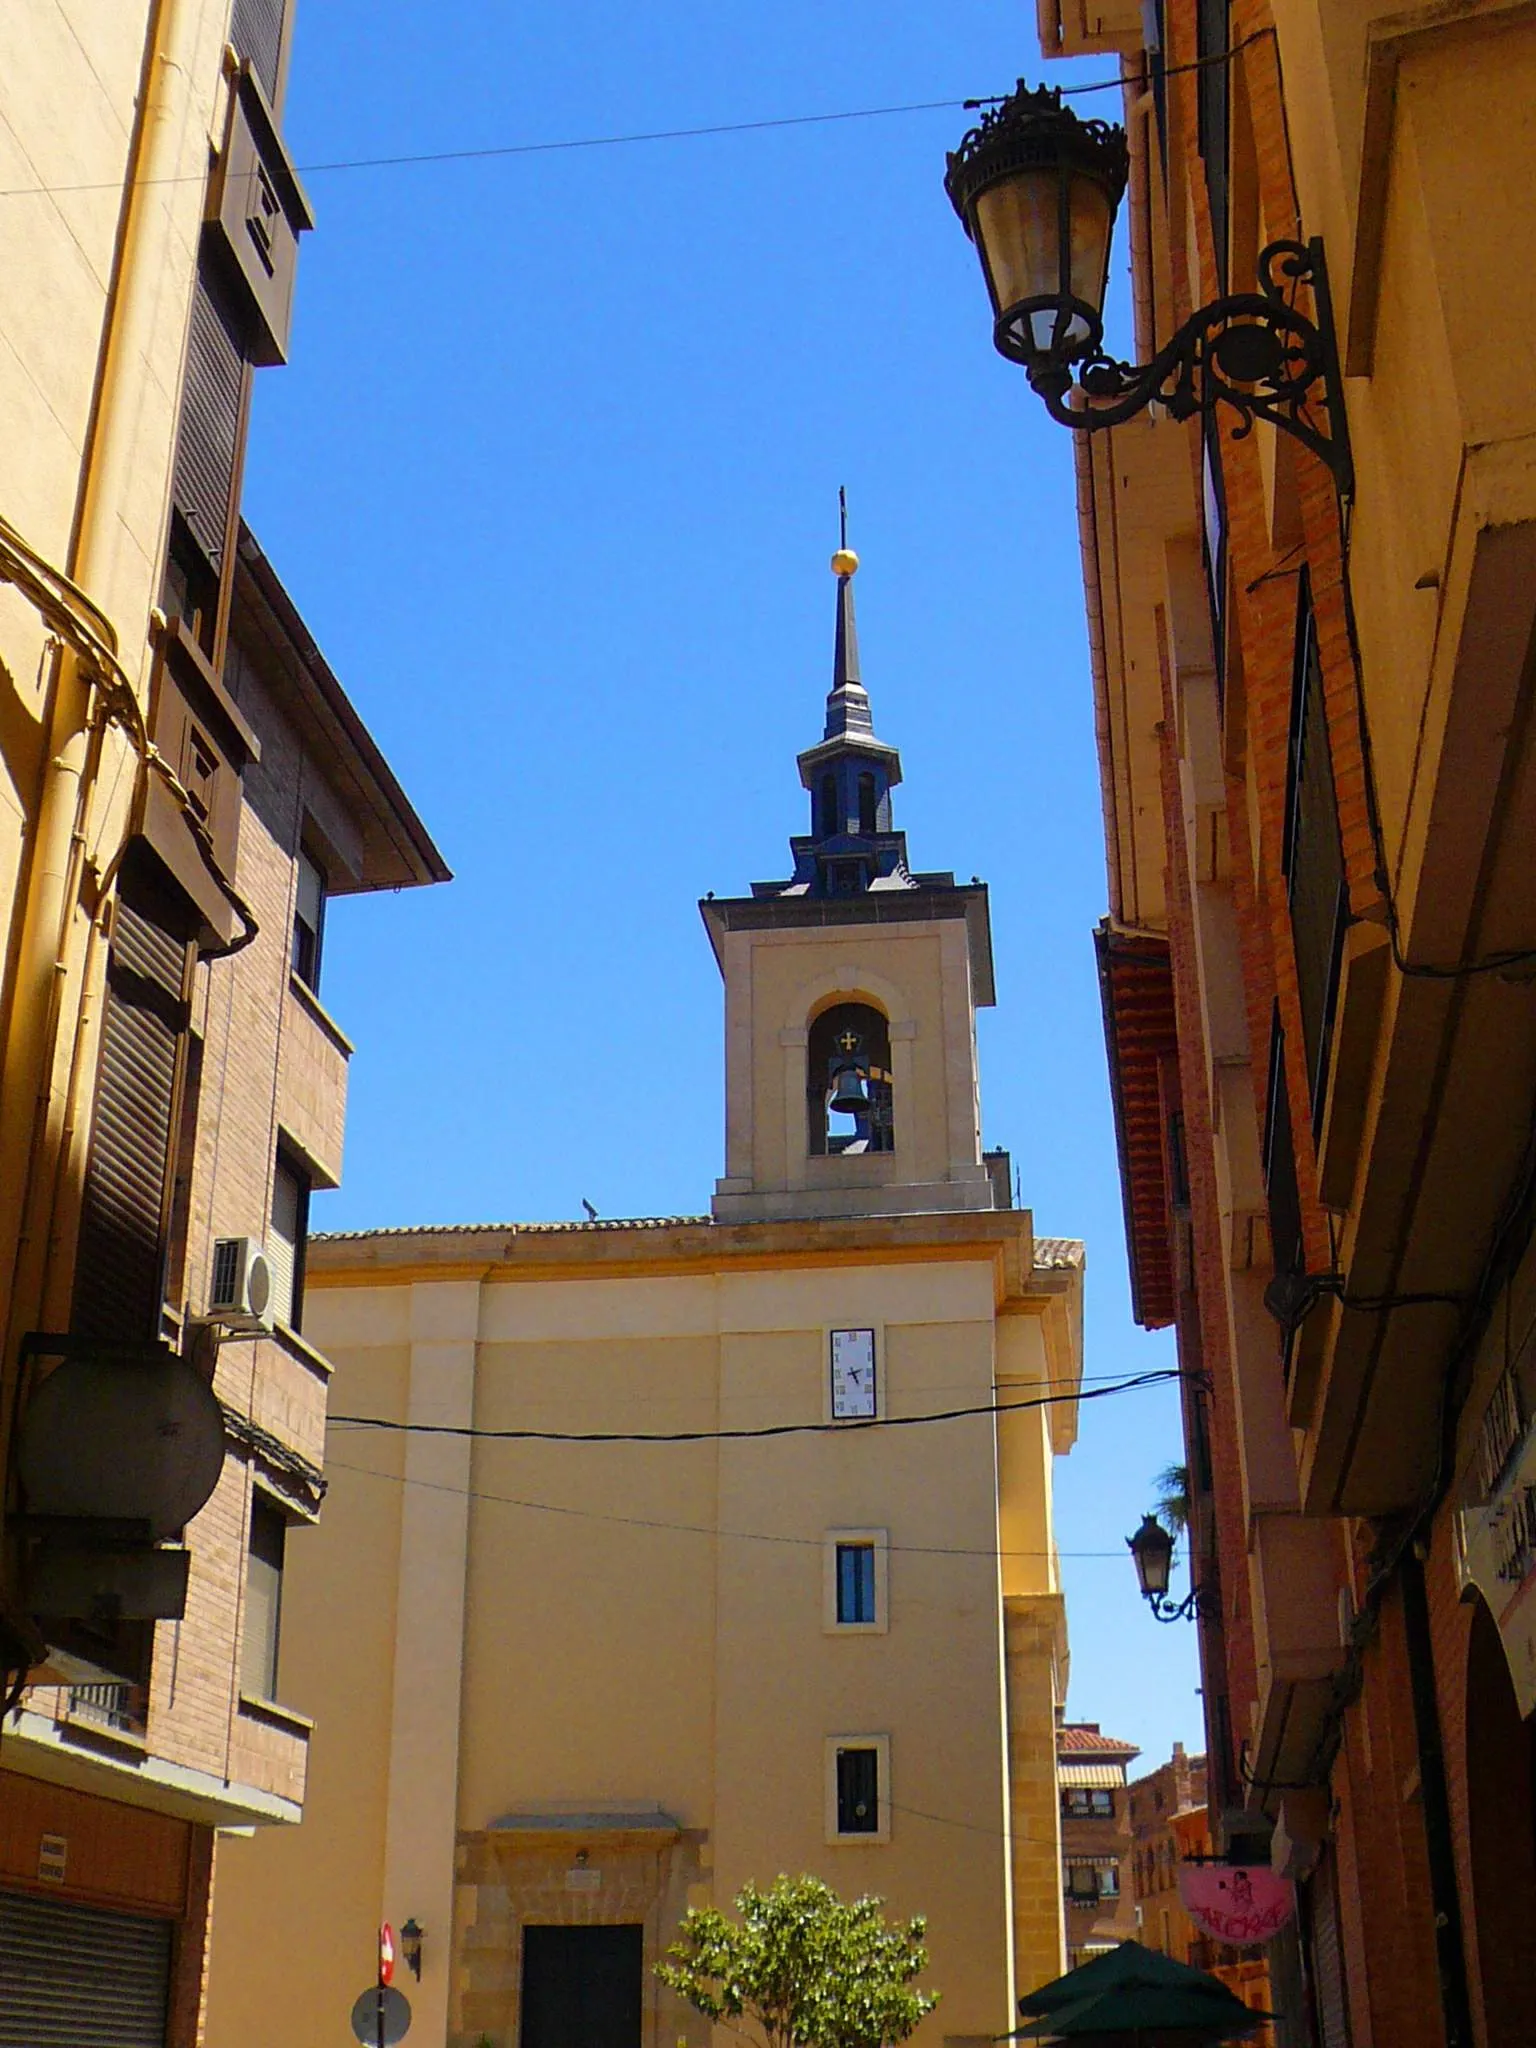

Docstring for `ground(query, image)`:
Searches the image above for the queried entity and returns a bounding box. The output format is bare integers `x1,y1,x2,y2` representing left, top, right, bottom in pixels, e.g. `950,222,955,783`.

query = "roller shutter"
230,0,287,103
0,1889,172,2048
1306,1849,1351,2048
170,278,245,573
72,850,193,1342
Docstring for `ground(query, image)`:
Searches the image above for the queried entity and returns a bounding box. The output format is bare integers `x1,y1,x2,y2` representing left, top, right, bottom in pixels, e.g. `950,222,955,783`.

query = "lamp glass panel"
1066,174,1115,322
974,170,1064,315
1132,1520,1174,1597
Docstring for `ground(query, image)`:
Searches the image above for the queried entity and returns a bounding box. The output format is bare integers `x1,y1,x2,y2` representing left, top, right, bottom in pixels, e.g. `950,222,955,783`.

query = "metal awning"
1059,1762,1124,1788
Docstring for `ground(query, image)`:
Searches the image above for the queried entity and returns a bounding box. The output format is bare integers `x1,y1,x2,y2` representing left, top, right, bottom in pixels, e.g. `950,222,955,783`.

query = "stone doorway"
520,1924,643,2048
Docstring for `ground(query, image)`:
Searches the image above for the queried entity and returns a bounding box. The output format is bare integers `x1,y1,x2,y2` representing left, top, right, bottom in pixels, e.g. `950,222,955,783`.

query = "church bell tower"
702,526,999,1223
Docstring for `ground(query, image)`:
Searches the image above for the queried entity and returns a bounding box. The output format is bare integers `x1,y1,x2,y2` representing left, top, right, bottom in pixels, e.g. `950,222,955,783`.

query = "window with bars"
1284,578,1349,1125
835,1747,880,1835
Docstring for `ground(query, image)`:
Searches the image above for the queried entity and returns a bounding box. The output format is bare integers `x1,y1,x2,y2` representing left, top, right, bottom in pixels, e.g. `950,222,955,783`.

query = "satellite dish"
17,1348,226,1538
351,1986,411,2047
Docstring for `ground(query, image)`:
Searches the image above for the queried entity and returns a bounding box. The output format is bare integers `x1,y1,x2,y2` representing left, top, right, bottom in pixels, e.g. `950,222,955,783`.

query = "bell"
829,1064,870,1116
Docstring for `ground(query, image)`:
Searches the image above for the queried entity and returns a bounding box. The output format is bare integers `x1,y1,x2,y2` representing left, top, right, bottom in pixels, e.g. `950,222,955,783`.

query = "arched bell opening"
807,1001,894,1156
1461,1591,1536,2047
858,772,878,836
818,774,839,841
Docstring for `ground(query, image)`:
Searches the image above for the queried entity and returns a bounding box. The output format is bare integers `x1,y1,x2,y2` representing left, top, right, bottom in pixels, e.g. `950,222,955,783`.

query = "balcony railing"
66,1681,147,1735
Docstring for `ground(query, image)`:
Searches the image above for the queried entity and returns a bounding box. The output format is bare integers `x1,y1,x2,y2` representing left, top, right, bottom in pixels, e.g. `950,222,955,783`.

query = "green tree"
1153,1461,1191,1536
657,1874,939,2048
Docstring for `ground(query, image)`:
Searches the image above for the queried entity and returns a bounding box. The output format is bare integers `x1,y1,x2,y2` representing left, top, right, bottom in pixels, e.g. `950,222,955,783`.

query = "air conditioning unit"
208,1237,274,1331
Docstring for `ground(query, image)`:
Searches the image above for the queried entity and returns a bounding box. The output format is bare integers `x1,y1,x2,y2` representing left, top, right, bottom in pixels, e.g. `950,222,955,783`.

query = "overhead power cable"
324,1455,1142,1560
328,1369,1182,1444
0,41,1272,204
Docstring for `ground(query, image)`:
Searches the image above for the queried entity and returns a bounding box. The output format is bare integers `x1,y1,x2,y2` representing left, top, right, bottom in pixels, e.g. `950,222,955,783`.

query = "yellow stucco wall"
206,1228,1077,2048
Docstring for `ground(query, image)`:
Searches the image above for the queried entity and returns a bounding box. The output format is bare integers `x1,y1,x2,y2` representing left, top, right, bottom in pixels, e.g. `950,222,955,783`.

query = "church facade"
205,551,1085,2048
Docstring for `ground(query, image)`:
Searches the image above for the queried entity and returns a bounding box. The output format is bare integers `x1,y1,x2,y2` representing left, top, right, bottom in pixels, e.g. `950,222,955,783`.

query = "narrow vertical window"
836,1543,876,1624
836,1747,880,1834
857,773,877,836
268,1151,311,1330
1196,0,1231,283
1283,577,1348,1125
242,1492,287,1700
291,846,325,991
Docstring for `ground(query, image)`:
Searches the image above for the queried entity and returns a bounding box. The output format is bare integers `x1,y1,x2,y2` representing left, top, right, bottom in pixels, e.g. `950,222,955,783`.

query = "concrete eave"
2,1710,302,1830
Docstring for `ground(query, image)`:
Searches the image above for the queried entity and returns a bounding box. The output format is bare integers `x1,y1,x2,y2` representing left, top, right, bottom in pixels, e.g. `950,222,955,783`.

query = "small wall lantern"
399,1919,424,1982
1127,1513,1215,1624
944,83,1352,497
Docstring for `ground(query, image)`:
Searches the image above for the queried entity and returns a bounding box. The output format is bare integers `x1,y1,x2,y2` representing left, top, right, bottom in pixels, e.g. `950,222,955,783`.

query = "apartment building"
1057,1721,1139,1968
0,5,447,2041
944,1,1536,2044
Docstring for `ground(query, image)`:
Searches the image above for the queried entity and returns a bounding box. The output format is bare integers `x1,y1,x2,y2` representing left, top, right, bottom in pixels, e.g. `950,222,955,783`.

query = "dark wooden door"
520,1925,643,2048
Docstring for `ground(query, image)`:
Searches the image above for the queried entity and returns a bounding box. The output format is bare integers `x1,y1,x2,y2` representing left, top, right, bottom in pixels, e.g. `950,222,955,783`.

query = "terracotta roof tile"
1058,1723,1142,1758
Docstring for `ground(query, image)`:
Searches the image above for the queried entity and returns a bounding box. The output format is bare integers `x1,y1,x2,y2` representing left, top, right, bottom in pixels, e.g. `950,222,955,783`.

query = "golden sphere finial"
830,548,859,578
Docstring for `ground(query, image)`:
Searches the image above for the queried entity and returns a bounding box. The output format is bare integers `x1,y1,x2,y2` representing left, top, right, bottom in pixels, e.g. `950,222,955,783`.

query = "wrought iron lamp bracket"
1022,239,1354,499
1145,1583,1221,1625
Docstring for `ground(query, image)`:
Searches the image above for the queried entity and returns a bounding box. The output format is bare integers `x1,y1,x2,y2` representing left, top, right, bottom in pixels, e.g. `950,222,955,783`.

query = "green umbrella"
1008,1941,1270,2046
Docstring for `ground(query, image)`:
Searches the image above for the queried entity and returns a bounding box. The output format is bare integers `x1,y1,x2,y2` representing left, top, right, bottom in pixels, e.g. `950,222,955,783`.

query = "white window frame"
823,1528,890,1634
824,1734,891,1844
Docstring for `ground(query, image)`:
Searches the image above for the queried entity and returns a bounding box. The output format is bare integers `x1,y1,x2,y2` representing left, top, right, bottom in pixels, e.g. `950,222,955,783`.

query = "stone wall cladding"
454,1829,707,2048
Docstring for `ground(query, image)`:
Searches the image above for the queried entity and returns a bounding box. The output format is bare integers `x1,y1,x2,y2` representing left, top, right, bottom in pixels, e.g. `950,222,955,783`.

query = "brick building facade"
1129,1747,1273,2045
944,1,1536,2045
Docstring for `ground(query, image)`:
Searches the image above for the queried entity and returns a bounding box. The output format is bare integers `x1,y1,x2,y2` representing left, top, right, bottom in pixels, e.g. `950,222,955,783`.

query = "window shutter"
230,0,287,103
0,1892,172,2048
170,277,245,573
267,1161,300,1328
242,1493,286,1699
1306,1848,1352,2048
72,852,193,1342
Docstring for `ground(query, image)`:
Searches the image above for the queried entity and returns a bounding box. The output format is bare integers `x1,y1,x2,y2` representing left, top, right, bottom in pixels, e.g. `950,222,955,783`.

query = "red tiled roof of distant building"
1058,1723,1142,1759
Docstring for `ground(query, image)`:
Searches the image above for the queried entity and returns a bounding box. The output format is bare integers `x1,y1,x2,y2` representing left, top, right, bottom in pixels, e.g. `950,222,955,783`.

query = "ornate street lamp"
944,84,1352,496
1127,1513,1216,1624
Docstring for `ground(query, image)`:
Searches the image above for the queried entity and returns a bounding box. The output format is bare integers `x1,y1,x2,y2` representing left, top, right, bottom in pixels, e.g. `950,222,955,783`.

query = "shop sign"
1177,1863,1295,1945
1456,1366,1536,1717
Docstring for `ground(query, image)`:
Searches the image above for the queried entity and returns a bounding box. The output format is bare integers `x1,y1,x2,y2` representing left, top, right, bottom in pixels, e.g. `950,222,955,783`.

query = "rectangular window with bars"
836,1747,880,1835
1284,576,1349,1125
826,1735,889,1842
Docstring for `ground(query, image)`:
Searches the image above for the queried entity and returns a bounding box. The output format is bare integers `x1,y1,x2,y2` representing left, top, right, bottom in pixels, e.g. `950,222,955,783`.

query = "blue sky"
247,0,1200,1781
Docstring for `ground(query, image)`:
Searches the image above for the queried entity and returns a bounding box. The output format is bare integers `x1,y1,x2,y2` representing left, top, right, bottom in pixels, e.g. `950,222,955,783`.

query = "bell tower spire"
700,505,998,1223
777,498,909,898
